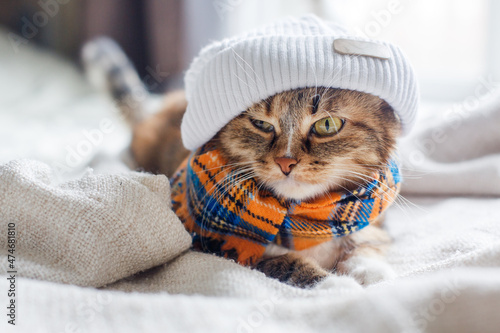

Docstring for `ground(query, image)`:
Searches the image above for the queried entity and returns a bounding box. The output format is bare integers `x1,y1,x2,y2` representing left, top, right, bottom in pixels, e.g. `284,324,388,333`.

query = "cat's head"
214,87,401,201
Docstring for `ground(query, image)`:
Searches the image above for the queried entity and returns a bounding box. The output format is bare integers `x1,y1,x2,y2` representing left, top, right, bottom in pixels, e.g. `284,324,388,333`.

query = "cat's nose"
274,157,298,175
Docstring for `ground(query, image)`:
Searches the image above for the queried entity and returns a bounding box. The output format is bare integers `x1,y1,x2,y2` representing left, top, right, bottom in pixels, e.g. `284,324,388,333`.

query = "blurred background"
2,0,497,98
0,0,498,175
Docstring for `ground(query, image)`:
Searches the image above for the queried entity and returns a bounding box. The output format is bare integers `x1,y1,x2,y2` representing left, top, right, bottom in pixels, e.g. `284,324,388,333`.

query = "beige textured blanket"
0,159,192,288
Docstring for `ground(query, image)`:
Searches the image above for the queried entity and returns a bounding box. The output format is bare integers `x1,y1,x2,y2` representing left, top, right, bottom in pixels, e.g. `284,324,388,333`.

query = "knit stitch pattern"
171,144,401,266
182,14,419,150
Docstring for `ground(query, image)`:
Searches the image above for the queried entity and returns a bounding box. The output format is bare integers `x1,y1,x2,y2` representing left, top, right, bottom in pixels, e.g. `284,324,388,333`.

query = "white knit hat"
182,14,419,150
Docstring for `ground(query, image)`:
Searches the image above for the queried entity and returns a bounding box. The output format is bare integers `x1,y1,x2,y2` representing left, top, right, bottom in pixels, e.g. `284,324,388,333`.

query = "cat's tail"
81,37,148,126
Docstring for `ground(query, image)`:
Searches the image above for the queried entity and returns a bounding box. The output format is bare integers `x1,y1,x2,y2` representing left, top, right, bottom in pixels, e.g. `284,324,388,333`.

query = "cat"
83,37,400,288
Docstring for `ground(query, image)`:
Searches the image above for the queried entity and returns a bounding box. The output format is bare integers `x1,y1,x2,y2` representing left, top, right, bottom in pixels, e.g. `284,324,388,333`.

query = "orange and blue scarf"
171,144,401,266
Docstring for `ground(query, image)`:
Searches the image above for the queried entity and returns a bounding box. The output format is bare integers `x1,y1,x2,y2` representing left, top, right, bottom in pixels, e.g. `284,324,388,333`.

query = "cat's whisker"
331,161,431,176
203,165,257,198
208,172,258,209
230,49,271,107
195,165,241,190
200,168,255,204
229,48,269,103
195,160,256,174
322,175,365,203
197,169,259,248
326,173,414,219
195,160,257,190
231,72,262,101
324,169,405,211
337,168,406,199
318,181,343,203
319,70,354,100
330,168,398,196
331,169,427,215
194,165,248,221
318,64,370,102
255,179,268,196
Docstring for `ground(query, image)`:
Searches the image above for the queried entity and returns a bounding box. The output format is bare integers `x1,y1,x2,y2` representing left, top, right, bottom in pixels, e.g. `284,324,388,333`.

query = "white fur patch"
314,274,362,291
286,122,294,157
269,176,326,200
264,239,343,271
340,256,396,285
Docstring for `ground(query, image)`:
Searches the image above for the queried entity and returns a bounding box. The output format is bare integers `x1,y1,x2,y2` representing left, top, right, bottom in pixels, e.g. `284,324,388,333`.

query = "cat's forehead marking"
333,38,391,60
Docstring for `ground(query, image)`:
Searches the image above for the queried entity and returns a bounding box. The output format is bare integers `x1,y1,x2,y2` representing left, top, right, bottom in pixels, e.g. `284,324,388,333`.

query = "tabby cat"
83,38,400,288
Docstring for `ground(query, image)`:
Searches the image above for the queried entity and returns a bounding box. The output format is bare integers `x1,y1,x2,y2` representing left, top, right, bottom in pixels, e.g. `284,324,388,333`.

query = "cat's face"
215,87,400,201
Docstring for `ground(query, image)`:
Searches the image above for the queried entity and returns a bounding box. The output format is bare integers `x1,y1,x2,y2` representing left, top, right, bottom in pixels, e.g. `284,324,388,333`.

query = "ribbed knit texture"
182,14,419,150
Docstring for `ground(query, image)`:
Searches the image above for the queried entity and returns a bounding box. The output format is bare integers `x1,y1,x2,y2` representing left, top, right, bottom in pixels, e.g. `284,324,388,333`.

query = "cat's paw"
256,253,329,288
339,256,396,286
314,274,362,291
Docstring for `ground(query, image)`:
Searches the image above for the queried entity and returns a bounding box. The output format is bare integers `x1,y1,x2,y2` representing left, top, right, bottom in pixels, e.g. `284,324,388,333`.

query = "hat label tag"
333,38,391,60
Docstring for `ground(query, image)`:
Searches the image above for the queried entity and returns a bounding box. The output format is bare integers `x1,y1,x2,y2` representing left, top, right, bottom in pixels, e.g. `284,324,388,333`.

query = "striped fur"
81,37,148,125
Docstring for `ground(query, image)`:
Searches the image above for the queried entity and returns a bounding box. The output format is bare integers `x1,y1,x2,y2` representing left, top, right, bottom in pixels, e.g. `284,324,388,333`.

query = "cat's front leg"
255,252,329,288
337,225,396,285
338,255,396,285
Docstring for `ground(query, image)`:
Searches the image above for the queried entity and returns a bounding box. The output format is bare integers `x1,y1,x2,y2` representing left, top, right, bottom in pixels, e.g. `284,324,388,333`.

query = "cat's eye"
312,117,344,136
251,119,274,133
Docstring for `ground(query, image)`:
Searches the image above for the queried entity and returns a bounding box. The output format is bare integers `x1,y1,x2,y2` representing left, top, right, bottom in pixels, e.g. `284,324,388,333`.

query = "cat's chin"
267,176,328,201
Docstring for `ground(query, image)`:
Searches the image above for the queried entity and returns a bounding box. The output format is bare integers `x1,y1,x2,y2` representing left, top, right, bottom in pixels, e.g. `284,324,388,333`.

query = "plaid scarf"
171,144,401,266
